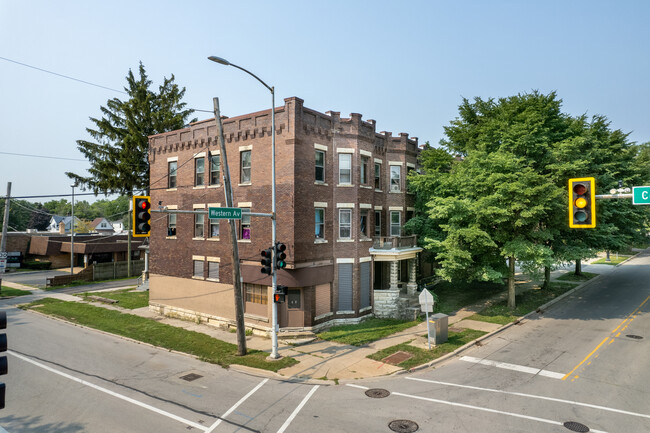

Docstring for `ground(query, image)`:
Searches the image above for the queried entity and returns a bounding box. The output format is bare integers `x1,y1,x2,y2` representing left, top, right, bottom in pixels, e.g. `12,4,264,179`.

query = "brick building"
147,97,423,334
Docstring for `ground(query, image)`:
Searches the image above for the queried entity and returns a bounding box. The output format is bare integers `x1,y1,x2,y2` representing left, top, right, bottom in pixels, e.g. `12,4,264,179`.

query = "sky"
1,0,649,204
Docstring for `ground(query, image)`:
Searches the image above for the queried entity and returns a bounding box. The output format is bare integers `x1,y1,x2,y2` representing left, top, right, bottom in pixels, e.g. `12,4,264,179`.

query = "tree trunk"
508,255,516,309
575,259,582,276
542,265,551,289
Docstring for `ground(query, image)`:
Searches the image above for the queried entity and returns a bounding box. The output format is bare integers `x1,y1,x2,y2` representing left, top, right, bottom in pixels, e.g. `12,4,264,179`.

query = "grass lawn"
317,318,420,346
0,286,32,297
432,280,506,315
82,288,148,309
466,282,577,325
592,256,630,265
367,329,487,370
20,298,297,372
45,276,138,291
556,271,598,283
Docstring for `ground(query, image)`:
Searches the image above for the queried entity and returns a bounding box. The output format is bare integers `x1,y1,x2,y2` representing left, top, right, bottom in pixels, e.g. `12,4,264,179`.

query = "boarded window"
360,262,371,309
208,262,219,281
315,284,331,317
338,263,353,311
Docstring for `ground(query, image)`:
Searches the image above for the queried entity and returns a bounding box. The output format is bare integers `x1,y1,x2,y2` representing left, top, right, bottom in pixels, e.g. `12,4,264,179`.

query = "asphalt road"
0,253,648,432
1,269,139,293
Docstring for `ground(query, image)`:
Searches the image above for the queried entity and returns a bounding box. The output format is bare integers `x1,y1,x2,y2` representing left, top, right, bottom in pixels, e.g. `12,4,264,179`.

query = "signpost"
419,289,435,350
208,207,242,219
632,186,650,205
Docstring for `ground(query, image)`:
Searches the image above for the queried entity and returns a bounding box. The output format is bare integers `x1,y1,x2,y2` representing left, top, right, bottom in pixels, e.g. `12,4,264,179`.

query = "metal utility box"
429,313,448,345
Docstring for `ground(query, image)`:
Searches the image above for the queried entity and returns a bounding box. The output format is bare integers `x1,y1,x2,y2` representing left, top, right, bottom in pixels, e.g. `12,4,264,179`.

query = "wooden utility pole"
0,182,11,274
213,97,246,356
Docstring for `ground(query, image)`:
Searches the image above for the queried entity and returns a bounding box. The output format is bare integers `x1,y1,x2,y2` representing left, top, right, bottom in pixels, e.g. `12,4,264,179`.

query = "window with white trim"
315,150,325,182
210,154,221,185
390,211,401,237
360,210,368,237
208,261,219,281
193,260,203,278
374,211,381,237
374,162,381,189
209,218,219,238
240,208,251,240
168,213,176,237
360,156,369,185
390,165,401,192
339,208,352,239
315,208,325,239
240,150,251,183
168,161,177,188
194,214,204,238
195,157,205,186
339,153,351,184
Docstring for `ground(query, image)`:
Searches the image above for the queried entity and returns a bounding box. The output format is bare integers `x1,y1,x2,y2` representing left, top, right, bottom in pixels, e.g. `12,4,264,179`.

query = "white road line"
391,391,609,433
345,384,369,390
9,350,208,431
205,378,268,433
406,377,650,420
460,355,565,379
276,385,319,433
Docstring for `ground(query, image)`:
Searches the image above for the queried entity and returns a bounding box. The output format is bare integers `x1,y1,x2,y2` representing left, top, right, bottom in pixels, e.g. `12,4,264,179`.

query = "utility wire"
0,151,86,162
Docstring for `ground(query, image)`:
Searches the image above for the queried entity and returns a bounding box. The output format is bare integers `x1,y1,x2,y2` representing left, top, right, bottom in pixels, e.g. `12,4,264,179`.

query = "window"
195,157,205,186
193,260,203,278
240,207,251,240
374,211,381,237
406,165,415,190
168,213,176,237
390,211,401,237
209,218,219,238
360,210,368,237
390,165,401,192
315,208,325,239
339,209,352,239
210,154,221,185
240,150,251,183
194,214,204,238
315,150,325,182
245,284,268,304
360,156,369,184
168,161,177,188
374,162,381,189
208,261,219,281
339,153,351,184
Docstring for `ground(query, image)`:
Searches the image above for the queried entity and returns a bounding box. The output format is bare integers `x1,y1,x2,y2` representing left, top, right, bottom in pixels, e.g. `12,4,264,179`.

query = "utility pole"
127,197,132,278
213,97,246,356
0,182,11,274
70,183,75,275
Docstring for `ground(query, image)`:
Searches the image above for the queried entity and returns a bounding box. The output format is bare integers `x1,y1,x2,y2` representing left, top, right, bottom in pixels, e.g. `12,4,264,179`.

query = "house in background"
90,218,115,235
47,216,81,234
112,220,125,234
147,97,424,335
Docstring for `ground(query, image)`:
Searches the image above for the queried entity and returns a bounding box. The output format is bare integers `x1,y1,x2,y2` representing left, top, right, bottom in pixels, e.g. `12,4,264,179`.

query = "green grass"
0,286,32,297
592,256,630,265
20,298,297,372
82,289,148,309
556,271,598,282
367,329,487,369
467,282,577,325
431,280,506,315
317,318,420,346
45,276,138,291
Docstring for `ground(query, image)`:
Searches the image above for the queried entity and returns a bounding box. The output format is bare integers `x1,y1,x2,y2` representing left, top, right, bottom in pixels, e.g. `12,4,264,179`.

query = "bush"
24,260,52,270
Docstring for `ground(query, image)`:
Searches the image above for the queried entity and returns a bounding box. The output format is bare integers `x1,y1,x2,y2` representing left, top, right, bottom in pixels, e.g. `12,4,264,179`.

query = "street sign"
0,253,6,260
633,186,650,205
419,289,434,312
208,207,242,219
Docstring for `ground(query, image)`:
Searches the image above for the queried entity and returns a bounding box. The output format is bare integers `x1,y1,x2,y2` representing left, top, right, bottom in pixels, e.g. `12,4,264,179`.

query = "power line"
0,151,86,162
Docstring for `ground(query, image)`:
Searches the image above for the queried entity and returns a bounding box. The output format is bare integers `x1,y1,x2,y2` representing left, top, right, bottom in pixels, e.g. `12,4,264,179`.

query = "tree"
67,62,195,196
27,203,51,231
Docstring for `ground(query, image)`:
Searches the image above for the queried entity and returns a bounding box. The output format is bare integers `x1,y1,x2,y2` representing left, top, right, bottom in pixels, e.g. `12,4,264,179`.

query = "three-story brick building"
147,97,422,334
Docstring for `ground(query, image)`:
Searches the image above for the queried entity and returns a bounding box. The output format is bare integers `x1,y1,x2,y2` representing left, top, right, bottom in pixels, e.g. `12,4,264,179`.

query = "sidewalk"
0,256,624,383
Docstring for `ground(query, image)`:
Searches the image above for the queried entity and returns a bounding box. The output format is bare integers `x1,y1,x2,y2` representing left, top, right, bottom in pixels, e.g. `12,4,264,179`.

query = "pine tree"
67,62,195,195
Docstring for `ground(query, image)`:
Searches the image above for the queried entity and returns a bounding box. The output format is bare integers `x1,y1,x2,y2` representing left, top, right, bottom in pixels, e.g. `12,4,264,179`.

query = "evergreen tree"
67,62,195,195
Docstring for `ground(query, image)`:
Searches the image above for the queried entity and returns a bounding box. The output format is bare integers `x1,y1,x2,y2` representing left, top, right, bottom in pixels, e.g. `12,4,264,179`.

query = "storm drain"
382,351,413,365
180,373,203,382
626,334,643,340
365,388,390,398
563,421,589,432
388,419,419,433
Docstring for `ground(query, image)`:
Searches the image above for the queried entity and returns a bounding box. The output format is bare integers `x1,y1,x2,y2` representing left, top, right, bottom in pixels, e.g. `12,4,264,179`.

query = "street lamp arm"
207,56,273,93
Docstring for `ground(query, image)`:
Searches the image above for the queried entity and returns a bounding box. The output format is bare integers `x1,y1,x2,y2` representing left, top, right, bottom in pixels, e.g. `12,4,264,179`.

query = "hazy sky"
1,1,649,204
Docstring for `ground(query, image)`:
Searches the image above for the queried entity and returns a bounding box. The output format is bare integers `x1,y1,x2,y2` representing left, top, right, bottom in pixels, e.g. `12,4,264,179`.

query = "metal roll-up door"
338,263,353,311
360,262,370,309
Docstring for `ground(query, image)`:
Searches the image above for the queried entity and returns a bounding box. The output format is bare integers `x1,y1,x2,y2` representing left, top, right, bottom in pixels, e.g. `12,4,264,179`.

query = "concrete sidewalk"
0,255,624,383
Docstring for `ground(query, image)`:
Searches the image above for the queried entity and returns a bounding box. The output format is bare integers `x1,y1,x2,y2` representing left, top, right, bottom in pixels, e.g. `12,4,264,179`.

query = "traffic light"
132,196,152,237
275,242,287,270
274,285,288,303
569,177,596,228
0,311,7,409
261,248,273,275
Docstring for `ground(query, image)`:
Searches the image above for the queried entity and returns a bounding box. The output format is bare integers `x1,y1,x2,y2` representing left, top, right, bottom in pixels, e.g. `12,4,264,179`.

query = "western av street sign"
208,207,242,219
632,186,650,205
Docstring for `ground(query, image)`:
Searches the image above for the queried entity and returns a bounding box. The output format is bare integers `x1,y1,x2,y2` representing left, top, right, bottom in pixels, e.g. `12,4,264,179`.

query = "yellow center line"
562,295,650,381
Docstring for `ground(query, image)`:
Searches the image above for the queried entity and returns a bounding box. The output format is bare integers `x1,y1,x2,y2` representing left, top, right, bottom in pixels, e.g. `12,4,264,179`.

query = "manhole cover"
180,373,203,382
388,419,419,433
563,421,589,432
626,334,643,340
365,388,390,398
382,351,413,365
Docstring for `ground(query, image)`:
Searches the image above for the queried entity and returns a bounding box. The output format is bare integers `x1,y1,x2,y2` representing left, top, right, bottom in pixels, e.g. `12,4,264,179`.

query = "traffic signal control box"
568,177,596,228
132,196,152,237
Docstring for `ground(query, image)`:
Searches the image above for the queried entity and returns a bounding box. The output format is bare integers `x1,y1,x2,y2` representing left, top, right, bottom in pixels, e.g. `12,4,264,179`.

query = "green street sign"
209,207,242,219
633,186,650,205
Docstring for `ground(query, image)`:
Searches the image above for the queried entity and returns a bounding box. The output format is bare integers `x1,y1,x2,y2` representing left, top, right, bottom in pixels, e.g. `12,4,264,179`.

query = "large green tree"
67,62,195,195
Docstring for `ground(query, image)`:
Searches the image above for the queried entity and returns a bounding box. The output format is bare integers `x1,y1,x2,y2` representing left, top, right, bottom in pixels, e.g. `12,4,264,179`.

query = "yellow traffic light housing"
568,177,596,228
132,196,152,237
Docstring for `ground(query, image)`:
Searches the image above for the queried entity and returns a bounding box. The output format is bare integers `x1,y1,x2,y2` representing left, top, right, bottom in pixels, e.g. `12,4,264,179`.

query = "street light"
208,56,280,359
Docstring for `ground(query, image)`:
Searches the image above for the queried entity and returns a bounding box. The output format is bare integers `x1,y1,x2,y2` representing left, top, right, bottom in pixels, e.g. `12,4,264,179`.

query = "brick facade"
148,97,419,332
